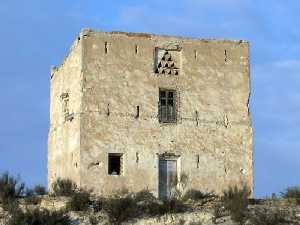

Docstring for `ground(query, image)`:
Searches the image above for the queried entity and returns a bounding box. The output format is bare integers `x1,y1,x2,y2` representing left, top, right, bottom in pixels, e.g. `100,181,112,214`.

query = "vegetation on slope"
0,172,299,225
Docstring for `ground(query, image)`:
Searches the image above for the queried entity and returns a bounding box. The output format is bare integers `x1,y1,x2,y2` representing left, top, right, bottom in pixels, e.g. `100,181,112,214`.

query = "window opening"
159,89,176,123
108,153,123,175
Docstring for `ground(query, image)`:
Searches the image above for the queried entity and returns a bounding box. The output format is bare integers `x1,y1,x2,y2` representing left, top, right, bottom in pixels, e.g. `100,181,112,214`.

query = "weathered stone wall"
74,30,253,196
48,38,83,189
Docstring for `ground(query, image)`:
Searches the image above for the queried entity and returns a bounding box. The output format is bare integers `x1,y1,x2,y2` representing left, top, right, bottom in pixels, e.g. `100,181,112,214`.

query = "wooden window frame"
159,89,177,123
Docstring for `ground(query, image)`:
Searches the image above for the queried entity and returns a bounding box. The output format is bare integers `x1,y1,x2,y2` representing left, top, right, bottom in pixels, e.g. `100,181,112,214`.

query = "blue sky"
0,0,299,198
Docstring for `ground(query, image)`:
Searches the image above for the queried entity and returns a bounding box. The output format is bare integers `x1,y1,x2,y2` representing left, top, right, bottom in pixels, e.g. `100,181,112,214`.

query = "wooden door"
159,160,177,199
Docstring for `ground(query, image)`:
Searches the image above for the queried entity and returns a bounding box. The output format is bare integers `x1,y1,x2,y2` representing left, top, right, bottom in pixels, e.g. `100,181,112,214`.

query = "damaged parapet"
48,29,253,198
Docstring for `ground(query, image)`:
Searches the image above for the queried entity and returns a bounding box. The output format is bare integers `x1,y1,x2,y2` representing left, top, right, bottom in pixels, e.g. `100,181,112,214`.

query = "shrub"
188,222,202,225
160,198,187,214
281,186,300,203
89,215,100,225
66,190,91,211
133,190,187,216
24,188,41,205
176,218,186,225
281,186,300,205
6,200,20,215
92,197,105,212
0,172,25,206
134,189,156,202
90,189,190,224
222,185,250,224
34,185,47,195
183,189,215,201
103,195,139,225
213,203,225,221
133,190,162,215
7,207,71,225
281,186,300,198
144,198,187,216
25,195,41,205
249,208,287,225
51,178,76,197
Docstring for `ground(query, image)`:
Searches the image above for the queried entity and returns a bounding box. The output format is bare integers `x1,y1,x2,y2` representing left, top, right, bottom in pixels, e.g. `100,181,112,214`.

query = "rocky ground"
1,197,300,225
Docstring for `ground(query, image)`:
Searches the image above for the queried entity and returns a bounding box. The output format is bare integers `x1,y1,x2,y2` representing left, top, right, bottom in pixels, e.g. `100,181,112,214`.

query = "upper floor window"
159,89,176,123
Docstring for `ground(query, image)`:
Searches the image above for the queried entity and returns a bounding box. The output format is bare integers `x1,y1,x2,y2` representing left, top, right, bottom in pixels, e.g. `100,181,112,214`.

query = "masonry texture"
48,29,253,197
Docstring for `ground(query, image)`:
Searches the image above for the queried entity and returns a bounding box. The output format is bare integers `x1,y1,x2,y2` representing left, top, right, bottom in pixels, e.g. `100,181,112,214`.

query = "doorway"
158,159,177,199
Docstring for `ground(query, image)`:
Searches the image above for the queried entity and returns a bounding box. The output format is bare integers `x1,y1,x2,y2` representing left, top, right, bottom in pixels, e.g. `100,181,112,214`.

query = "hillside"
1,195,300,225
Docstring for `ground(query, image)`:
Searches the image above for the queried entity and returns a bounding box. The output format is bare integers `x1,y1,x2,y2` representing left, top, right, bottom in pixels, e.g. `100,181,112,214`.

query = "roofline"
80,28,249,44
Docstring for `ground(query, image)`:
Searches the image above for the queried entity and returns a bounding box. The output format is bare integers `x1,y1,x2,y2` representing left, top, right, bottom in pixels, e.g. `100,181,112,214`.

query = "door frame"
157,152,181,199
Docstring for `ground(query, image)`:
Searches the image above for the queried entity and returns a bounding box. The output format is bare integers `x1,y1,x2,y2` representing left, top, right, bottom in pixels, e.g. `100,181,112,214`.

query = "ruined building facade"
48,30,253,198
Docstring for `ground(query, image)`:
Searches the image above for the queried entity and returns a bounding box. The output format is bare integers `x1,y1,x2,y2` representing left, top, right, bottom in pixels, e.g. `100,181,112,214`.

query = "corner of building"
48,32,84,191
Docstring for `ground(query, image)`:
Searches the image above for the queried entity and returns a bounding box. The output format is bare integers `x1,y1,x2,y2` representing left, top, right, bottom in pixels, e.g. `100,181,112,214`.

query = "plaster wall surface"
48,30,253,196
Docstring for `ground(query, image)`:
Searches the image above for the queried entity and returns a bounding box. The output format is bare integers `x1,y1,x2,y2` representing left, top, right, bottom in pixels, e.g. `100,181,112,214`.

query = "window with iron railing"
159,89,176,123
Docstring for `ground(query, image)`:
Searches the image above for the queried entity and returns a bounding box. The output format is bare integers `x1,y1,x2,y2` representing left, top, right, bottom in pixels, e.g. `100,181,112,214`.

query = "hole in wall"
135,105,140,118
107,104,110,116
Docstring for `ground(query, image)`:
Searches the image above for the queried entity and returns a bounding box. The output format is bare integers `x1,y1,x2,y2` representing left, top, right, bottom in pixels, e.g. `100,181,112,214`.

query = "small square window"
108,153,123,175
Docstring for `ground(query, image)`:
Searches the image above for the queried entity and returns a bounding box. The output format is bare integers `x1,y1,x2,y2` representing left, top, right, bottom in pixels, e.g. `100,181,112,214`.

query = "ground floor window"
108,153,123,175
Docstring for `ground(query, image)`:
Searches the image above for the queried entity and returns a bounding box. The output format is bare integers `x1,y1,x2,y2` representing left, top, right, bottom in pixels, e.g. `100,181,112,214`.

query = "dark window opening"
159,89,176,123
108,154,123,175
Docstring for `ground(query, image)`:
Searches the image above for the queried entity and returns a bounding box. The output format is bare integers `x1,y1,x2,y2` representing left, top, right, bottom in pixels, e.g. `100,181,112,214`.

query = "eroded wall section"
48,38,83,189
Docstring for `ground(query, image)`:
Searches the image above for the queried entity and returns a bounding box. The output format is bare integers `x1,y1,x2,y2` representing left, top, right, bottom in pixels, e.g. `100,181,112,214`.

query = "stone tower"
48,29,253,197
